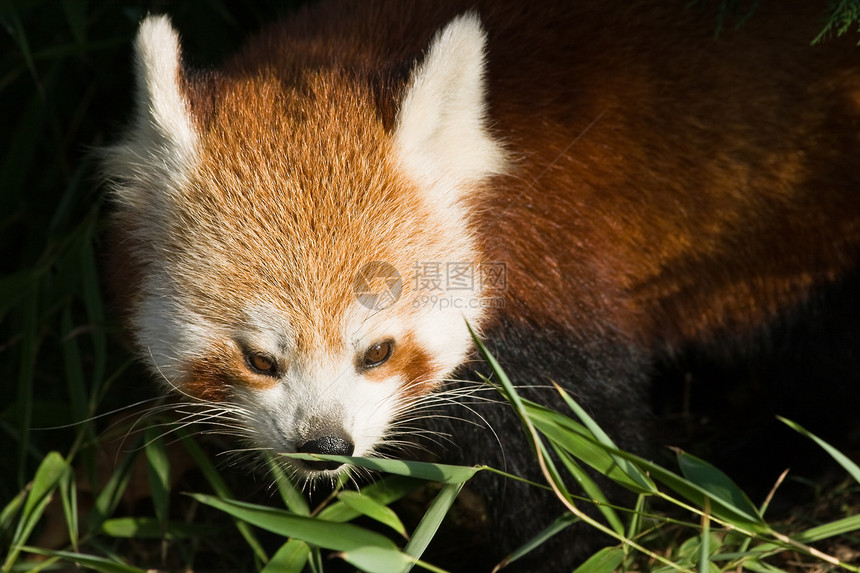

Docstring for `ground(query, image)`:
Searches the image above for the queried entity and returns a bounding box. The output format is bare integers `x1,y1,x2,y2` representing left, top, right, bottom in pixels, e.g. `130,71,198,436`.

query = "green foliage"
815,0,860,45
690,0,860,43
10,334,859,572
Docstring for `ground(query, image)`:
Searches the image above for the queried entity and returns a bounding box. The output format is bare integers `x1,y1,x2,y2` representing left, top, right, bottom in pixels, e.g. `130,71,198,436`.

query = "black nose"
297,435,355,471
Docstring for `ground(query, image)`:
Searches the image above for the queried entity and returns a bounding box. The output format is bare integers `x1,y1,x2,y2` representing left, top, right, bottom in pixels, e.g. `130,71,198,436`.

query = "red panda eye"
245,352,278,376
362,340,394,369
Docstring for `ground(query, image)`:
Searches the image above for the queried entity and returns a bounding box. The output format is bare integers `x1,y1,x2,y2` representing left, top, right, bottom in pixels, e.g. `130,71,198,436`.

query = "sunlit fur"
104,10,504,477
105,2,860,569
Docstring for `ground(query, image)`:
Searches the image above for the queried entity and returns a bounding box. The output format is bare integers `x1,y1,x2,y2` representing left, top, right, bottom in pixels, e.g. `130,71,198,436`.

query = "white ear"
132,14,197,159
103,15,198,208
395,13,506,190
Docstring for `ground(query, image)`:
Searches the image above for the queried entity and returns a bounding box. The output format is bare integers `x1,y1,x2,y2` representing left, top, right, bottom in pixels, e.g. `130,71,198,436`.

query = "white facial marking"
102,15,198,214
133,15,198,164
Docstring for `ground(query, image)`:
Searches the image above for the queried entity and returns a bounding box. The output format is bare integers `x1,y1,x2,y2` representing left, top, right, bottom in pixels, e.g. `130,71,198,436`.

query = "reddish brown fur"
468,2,860,348
169,71,464,359
364,333,440,398
109,0,860,418
187,341,280,401
201,0,860,358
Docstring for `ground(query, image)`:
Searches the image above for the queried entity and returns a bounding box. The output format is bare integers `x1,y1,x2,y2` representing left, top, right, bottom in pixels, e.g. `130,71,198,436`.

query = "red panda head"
103,14,506,476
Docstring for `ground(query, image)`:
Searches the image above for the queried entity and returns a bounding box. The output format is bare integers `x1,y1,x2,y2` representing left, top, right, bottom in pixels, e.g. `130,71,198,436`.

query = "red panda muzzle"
297,434,355,472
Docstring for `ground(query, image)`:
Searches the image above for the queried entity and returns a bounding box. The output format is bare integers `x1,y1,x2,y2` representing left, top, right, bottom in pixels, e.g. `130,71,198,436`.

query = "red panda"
103,1,860,570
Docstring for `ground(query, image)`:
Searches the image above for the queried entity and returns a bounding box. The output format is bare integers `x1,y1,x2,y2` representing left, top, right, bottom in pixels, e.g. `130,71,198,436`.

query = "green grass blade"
779,417,860,484
179,430,268,562
17,547,147,573
699,501,711,573
79,232,108,399
60,308,88,426
5,451,68,569
337,491,408,538
676,450,761,524
284,454,480,484
0,488,27,538
190,493,414,572
572,546,625,573
14,289,38,488
497,512,579,571
551,445,622,534
58,466,78,552
554,383,656,492
318,475,425,522
266,455,310,516
401,482,463,572
261,539,311,573
792,513,860,544
143,428,170,530
730,558,790,573
87,446,138,532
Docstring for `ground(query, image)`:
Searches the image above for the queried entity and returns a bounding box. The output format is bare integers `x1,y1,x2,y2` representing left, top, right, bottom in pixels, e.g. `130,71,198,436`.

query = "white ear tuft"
133,14,197,160
102,15,199,209
395,13,506,191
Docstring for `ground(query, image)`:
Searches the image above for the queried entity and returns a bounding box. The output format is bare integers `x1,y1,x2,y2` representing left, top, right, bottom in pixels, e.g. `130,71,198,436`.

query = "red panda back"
473,2,860,347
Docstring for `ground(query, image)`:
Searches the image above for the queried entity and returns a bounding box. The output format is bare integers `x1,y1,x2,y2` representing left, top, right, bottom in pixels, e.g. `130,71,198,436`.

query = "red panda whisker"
384,430,454,453
35,396,168,431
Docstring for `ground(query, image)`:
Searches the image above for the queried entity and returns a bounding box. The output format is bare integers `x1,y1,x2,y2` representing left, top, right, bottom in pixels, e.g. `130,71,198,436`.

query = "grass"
2,2,860,572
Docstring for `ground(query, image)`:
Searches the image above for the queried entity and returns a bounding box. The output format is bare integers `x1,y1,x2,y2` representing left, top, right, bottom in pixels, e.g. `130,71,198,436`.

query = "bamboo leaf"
337,491,408,538
611,447,767,532
5,452,68,569
17,547,147,573
572,546,625,573
337,545,415,573
527,403,655,494
190,493,414,572
551,445,622,535
554,383,657,492
318,475,424,523
676,450,761,524
179,430,268,562
143,428,170,530
100,517,217,539
779,417,860,485
261,539,311,573
266,455,310,516
401,482,463,572
498,512,579,571
283,454,480,484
